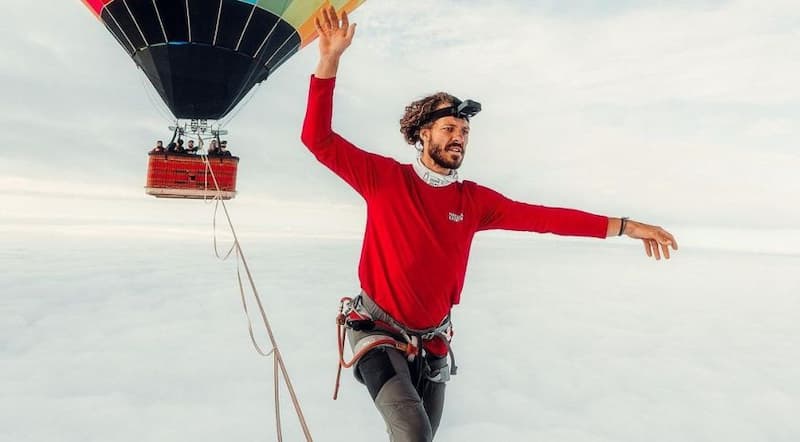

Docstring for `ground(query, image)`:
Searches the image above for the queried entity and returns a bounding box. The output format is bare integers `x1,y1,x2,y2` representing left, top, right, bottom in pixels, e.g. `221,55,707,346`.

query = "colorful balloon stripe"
81,0,112,16
296,0,366,47
84,0,365,36
81,0,367,120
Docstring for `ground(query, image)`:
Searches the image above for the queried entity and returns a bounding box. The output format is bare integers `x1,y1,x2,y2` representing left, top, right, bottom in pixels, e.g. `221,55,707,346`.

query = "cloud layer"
3,235,799,441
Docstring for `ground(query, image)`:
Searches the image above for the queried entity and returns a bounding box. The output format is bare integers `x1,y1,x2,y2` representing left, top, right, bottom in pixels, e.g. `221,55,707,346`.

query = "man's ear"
420,127,430,144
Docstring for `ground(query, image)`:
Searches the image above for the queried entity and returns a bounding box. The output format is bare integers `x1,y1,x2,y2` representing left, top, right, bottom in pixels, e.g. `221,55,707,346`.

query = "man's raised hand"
314,6,356,60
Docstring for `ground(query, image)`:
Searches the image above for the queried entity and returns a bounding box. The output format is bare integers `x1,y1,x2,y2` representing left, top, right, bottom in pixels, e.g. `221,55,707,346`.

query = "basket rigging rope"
198,149,313,442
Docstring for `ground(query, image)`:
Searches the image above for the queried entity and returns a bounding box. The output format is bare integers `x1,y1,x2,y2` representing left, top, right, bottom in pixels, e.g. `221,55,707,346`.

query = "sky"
2,0,800,440
0,0,799,242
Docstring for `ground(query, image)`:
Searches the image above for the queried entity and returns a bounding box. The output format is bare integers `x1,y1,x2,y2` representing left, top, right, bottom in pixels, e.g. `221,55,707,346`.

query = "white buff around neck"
412,155,459,187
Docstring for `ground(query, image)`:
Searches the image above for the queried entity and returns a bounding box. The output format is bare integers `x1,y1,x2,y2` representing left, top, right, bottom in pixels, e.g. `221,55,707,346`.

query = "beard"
429,141,465,170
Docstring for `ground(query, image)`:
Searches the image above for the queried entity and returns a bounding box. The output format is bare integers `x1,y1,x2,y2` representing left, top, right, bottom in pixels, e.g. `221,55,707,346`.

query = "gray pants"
348,293,451,441
353,344,448,442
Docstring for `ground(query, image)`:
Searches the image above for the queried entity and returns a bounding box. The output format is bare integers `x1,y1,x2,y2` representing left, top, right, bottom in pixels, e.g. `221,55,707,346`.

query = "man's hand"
313,6,356,78
624,220,678,260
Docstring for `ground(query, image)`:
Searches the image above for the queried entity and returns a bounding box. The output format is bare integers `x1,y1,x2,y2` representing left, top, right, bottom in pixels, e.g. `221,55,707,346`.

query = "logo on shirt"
448,212,464,223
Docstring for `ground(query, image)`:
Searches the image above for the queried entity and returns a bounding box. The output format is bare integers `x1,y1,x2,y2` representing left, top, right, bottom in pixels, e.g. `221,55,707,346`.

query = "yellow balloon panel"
277,0,366,48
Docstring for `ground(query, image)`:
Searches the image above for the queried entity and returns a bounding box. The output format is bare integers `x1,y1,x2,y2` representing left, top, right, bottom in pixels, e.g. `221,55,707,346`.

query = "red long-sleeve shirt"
301,75,608,337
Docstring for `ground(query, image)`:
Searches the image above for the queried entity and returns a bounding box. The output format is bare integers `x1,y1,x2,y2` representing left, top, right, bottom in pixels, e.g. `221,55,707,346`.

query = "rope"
138,68,176,124
198,150,313,441
333,324,407,400
211,192,236,260
275,352,283,442
219,82,262,128
333,297,414,400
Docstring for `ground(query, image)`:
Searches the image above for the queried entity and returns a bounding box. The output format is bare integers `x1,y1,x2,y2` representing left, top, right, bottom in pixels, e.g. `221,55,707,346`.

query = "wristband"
618,217,629,236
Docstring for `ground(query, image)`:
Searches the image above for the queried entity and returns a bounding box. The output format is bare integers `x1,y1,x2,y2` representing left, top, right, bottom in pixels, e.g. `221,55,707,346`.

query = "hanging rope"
219,82,263,128
138,67,176,124
197,149,313,441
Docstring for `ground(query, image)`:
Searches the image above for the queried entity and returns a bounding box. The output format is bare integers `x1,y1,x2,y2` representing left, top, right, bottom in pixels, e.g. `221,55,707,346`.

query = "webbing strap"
200,152,313,441
353,293,458,376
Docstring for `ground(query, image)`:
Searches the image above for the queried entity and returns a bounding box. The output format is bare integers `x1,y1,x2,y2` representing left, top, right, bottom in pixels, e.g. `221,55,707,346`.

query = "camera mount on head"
418,98,482,129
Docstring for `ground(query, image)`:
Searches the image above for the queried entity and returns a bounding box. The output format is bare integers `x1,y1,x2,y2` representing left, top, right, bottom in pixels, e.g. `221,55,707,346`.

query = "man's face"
157,141,163,147
188,140,194,147
421,114,470,171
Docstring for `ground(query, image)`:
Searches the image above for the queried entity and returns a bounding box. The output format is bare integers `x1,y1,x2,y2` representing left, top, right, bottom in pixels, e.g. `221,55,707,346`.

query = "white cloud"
3,236,799,441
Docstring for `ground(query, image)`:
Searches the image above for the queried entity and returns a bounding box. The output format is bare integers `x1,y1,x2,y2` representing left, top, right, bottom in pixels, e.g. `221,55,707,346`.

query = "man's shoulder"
367,150,403,169
460,180,505,201
460,179,484,191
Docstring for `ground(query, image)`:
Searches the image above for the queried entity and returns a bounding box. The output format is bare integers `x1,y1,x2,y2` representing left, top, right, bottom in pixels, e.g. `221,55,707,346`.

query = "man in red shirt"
303,8,678,442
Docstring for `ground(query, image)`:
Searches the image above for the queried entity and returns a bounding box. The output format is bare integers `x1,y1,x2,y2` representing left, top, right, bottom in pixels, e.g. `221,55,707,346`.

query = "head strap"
418,99,482,128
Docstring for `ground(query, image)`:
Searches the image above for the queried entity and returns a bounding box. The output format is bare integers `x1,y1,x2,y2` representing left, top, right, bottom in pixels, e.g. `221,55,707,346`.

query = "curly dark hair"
399,92,460,146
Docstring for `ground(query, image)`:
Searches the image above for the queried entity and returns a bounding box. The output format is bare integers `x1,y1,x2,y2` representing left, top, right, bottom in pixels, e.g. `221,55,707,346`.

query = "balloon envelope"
83,0,366,120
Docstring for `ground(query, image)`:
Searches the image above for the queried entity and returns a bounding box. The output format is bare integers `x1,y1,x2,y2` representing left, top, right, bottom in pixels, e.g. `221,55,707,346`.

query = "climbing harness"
333,293,458,400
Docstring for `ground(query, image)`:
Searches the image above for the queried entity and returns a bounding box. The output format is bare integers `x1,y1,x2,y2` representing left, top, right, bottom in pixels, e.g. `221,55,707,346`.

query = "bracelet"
618,217,629,236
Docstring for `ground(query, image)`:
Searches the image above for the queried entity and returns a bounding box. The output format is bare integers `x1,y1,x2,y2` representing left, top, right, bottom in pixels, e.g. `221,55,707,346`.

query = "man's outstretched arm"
477,186,679,260
313,6,355,79
300,7,390,198
301,6,355,146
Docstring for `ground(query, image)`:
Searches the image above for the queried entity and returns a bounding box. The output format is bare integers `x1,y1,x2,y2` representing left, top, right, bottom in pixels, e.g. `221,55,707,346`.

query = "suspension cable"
138,68,176,124
219,82,263,128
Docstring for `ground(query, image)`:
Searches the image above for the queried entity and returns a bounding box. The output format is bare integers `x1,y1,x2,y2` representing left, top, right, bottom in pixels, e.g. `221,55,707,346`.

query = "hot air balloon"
82,0,366,199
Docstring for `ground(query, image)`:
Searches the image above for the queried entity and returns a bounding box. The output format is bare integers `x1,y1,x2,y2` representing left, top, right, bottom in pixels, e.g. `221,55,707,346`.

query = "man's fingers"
643,239,652,257
346,22,357,40
667,232,679,250
341,10,349,32
329,6,338,29
314,17,324,35
321,7,333,30
654,228,678,250
651,240,662,260
656,231,678,254
661,242,671,259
